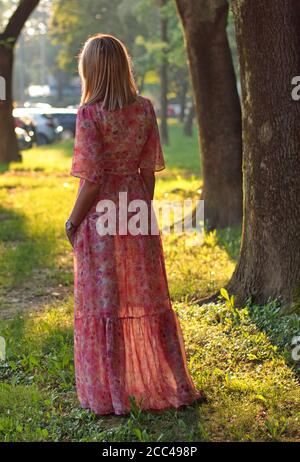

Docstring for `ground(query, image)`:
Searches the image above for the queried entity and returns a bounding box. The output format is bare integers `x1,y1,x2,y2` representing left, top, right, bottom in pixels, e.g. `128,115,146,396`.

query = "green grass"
0,122,299,442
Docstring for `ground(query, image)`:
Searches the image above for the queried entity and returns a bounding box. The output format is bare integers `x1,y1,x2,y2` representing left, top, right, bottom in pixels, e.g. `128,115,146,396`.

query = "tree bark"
159,0,169,145
183,101,194,137
179,79,188,123
0,0,40,164
226,0,300,311
175,0,242,229
0,45,20,162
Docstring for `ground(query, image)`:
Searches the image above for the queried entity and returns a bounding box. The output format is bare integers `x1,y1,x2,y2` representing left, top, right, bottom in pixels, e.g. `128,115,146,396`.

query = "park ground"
0,121,299,441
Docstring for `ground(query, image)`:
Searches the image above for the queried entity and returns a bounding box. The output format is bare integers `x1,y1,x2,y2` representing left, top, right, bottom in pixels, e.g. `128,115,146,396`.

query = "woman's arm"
140,168,155,200
66,179,100,247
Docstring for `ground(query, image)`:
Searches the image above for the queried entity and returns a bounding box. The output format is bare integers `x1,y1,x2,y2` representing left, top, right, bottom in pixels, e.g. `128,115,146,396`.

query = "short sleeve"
139,100,165,172
70,105,103,183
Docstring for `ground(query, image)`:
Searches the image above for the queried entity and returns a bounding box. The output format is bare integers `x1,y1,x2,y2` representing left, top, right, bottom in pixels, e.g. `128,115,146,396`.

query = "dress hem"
78,390,203,416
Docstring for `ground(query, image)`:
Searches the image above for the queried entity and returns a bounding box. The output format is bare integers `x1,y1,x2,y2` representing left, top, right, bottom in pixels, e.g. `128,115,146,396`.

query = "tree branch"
2,0,40,43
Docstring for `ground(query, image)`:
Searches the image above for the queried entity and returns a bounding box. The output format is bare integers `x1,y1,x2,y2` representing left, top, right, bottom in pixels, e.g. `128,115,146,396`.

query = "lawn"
0,122,299,442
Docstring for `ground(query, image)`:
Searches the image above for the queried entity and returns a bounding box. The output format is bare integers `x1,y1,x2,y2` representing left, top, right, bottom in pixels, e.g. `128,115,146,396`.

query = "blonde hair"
78,34,138,110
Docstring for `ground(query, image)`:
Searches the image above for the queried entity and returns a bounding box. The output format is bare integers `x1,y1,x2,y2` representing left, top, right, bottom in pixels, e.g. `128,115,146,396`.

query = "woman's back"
71,95,165,180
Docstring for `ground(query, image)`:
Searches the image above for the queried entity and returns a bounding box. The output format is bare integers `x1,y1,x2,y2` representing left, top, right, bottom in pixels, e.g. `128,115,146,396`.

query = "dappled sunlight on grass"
0,175,74,293
9,140,73,174
164,232,235,301
163,124,201,176
176,301,300,441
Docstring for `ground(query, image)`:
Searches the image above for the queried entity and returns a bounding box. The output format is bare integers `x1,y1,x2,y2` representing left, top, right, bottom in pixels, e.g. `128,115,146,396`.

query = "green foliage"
49,0,191,104
219,288,244,325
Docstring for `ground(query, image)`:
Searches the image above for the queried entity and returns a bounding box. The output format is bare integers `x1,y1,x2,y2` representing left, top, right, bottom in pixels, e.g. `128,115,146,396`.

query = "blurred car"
45,108,77,139
15,126,32,150
14,116,37,144
30,113,60,145
168,103,181,117
14,108,63,145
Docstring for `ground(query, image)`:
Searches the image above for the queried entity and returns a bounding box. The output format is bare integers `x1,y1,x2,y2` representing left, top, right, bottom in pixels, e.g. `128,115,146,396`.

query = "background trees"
175,0,242,230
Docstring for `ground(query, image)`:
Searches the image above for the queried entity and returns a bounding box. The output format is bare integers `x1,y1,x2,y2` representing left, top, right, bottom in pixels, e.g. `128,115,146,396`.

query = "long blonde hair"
78,34,138,110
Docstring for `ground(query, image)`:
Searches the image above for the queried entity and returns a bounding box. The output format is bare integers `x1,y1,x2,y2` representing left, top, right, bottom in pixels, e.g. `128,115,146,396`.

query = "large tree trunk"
175,0,242,229
0,0,40,164
159,0,169,145
227,0,300,311
0,45,20,162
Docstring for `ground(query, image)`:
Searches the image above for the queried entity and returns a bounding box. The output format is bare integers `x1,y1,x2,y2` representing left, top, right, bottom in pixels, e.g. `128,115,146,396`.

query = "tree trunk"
0,0,40,164
179,80,188,123
138,73,145,93
227,0,300,311
0,45,20,162
183,101,194,137
175,0,242,229
159,0,169,145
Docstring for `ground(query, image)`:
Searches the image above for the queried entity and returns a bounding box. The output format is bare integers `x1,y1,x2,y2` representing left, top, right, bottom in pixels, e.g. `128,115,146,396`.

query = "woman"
66,33,202,415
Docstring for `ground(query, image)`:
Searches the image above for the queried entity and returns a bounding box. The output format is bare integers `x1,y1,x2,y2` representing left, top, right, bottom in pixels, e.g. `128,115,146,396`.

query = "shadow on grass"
215,226,242,262
0,204,58,291
247,301,300,380
0,163,10,175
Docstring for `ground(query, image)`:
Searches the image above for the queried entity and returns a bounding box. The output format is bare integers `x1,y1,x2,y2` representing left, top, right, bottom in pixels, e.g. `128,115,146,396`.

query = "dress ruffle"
74,308,201,415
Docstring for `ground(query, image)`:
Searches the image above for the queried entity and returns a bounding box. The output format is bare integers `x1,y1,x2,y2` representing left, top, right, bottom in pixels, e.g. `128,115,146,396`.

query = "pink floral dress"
70,95,201,415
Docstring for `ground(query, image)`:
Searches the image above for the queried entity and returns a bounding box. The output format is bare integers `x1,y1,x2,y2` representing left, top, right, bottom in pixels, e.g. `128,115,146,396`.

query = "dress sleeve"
139,99,165,172
70,105,103,183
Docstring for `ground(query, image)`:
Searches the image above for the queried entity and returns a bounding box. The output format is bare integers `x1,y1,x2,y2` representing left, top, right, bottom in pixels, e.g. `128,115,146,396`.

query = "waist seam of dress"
74,306,174,321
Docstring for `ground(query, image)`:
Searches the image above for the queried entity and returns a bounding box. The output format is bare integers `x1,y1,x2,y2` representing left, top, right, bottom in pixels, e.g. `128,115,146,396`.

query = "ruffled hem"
79,392,203,416
74,309,201,416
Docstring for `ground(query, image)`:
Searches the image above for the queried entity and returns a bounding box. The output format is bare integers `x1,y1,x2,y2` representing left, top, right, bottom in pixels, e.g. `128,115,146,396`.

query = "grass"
0,122,299,442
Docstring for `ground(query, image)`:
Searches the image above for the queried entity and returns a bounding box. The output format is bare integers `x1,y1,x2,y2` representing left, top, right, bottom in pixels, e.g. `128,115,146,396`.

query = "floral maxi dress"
70,95,201,415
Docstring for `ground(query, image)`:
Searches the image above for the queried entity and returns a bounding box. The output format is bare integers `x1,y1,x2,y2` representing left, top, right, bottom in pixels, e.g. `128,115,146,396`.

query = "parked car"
14,116,37,144
13,108,63,145
15,126,32,150
45,108,77,139
29,113,61,145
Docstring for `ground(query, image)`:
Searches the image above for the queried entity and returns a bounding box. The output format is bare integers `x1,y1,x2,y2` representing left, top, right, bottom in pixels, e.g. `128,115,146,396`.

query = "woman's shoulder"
77,95,154,117
76,102,103,125
77,102,95,117
138,94,153,108
137,96,157,119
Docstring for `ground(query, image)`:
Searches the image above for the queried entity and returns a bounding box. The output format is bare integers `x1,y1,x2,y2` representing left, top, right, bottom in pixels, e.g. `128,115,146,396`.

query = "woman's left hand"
66,228,76,248
65,219,78,249
66,179,100,249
